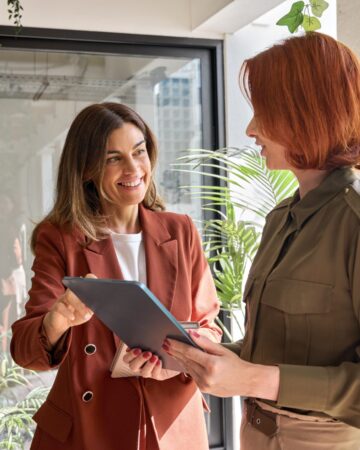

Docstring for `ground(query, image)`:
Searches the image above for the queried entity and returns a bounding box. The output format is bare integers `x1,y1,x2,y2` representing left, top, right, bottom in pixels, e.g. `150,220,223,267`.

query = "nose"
246,116,257,138
123,155,138,173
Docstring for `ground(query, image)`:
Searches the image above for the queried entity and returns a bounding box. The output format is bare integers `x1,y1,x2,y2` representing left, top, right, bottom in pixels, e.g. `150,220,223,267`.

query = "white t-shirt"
110,231,147,284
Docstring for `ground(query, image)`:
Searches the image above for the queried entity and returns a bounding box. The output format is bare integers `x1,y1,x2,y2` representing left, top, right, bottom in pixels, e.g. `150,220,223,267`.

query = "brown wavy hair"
241,32,360,169
31,103,165,251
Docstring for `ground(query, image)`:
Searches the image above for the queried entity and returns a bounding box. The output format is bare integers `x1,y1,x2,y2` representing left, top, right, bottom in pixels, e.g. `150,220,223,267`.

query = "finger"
181,361,205,383
64,289,93,320
128,351,152,372
123,348,142,364
188,331,224,356
151,359,162,379
165,339,208,365
139,355,158,378
55,301,76,322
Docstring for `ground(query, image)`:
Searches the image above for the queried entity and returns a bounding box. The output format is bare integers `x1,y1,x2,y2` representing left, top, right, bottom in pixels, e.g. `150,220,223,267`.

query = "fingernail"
133,349,141,356
156,360,161,366
190,331,200,338
162,344,170,353
143,352,151,358
125,347,131,352
84,313,92,320
150,355,158,363
164,339,171,346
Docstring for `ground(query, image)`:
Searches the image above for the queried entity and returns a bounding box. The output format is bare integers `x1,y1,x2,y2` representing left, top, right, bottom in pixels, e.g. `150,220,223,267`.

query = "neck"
292,168,331,198
104,204,141,234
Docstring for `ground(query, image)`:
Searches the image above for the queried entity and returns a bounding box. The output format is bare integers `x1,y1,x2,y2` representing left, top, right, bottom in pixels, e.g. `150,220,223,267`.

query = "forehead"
106,123,145,150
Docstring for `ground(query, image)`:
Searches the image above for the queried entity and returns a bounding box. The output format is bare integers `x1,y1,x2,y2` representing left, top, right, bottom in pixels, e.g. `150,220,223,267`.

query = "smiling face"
246,115,292,171
101,123,152,212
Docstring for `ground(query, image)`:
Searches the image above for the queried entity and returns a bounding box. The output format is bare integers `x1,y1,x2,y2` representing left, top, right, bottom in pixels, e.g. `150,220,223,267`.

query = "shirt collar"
288,167,358,230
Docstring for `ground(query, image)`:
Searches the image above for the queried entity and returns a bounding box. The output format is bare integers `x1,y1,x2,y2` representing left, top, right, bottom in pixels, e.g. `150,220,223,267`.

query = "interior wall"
0,0,285,39
0,0,220,38
337,0,360,56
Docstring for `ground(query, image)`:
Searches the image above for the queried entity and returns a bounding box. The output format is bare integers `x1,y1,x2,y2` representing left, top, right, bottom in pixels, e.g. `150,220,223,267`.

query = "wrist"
244,362,280,401
42,313,69,347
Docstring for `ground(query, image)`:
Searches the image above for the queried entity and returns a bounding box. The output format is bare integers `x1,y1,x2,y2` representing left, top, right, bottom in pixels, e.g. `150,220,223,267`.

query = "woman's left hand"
166,332,280,400
122,348,179,381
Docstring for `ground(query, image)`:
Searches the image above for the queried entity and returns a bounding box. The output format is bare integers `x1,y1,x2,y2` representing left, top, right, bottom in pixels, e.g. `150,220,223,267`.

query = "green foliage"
310,0,329,17
277,0,329,34
302,15,321,31
0,352,49,449
0,387,49,450
174,147,298,337
0,353,32,391
6,0,23,30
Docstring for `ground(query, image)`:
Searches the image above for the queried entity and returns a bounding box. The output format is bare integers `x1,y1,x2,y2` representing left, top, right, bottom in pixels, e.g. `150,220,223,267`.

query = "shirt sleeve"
277,228,360,429
10,222,72,371
186,215,222,343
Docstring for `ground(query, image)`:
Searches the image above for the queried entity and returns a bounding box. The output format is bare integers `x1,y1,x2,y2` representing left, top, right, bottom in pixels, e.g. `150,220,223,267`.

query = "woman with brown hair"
10,103,221,450
166,32,360,449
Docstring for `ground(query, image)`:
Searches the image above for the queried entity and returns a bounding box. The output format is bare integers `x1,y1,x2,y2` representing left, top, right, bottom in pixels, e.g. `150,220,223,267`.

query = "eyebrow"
107,139,146,154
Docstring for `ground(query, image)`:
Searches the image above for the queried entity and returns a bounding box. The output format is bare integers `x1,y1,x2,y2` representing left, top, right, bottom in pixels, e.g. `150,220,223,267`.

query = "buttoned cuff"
276,364,329,412
39,320,71,367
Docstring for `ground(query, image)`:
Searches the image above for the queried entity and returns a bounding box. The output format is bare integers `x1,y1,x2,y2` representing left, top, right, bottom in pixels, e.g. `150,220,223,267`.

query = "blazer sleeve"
10,222,72,371
276,228,360,429
186,215,222,343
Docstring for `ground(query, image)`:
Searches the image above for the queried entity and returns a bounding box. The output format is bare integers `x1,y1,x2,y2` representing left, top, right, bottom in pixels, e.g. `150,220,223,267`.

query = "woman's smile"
117,177,144,190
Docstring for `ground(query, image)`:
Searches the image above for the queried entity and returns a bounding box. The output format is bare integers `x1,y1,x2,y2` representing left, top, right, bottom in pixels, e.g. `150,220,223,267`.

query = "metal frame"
0,25,232,450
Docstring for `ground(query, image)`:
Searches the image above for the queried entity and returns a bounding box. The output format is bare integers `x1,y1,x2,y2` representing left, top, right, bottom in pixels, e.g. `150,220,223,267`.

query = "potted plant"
174,147,298,339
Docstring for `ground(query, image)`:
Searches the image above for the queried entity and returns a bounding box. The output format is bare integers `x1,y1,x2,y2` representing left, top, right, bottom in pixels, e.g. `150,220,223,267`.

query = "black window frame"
0,25,233,450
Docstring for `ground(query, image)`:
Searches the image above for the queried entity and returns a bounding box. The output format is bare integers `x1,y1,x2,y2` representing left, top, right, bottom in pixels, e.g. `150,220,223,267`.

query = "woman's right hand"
42,274,95,347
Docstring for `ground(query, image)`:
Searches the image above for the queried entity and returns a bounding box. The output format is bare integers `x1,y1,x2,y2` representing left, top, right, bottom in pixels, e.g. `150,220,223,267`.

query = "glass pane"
0,48,203,312
0,48,203,447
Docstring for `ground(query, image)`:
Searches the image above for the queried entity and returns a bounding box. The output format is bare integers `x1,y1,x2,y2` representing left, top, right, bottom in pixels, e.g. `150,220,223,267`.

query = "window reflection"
0,50,202,336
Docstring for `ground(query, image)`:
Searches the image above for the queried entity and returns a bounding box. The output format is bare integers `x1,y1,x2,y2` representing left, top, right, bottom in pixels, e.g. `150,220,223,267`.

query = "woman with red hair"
166,32,360,449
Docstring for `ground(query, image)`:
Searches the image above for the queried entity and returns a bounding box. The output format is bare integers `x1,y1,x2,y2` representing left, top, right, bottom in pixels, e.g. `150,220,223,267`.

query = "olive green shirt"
239,167,360,428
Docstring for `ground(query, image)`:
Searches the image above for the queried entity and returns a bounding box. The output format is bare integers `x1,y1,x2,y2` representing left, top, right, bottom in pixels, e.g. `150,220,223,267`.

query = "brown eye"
106,156,121,164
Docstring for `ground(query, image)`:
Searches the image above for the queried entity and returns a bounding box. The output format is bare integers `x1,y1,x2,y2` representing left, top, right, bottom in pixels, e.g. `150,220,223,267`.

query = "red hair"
241,32,360,169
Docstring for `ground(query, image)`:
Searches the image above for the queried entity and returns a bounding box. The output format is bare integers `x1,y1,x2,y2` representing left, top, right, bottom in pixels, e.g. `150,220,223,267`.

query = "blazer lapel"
140,205,178,313
83,237,123,348
83,238,123,280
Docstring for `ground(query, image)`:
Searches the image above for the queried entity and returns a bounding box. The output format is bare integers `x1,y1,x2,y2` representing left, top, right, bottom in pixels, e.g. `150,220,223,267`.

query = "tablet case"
62,277,200,371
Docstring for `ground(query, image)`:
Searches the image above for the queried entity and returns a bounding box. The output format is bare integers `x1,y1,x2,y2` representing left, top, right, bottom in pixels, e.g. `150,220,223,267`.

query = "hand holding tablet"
62,276,201,371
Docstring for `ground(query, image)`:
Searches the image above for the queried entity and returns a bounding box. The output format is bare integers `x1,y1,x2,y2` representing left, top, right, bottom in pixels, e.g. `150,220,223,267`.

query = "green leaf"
310,0,329,17
276,1,305,33
277,12,304,33
302,14,321,31
284,0,305,15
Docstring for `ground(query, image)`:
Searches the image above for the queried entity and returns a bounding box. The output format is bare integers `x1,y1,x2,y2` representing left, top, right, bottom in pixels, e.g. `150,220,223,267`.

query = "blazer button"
84,344,96,355
82,391,93,402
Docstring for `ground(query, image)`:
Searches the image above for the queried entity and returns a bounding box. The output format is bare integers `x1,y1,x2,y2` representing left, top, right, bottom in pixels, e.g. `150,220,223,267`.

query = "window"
0,26,229,449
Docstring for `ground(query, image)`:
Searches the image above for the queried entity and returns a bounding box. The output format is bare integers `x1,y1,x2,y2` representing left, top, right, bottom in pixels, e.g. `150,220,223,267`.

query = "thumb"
189,331,224,356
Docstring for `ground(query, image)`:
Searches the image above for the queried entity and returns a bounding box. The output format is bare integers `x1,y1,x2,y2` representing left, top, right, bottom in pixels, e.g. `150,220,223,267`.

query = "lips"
117,177,143,188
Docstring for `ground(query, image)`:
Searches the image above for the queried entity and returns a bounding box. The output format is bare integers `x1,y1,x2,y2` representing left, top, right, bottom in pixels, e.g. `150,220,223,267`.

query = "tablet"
62,277,201,371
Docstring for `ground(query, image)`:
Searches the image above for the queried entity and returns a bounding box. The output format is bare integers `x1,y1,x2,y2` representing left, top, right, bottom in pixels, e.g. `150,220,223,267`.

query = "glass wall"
0,47,203,331
0,29,228,449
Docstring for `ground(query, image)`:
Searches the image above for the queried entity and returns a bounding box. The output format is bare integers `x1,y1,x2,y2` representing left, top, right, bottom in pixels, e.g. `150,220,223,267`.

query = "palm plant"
0,386,49,450
0,348,50,450
174,147,298,338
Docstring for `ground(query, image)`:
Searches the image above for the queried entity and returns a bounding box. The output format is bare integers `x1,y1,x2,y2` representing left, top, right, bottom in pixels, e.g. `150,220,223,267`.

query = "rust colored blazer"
11,206,221,450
